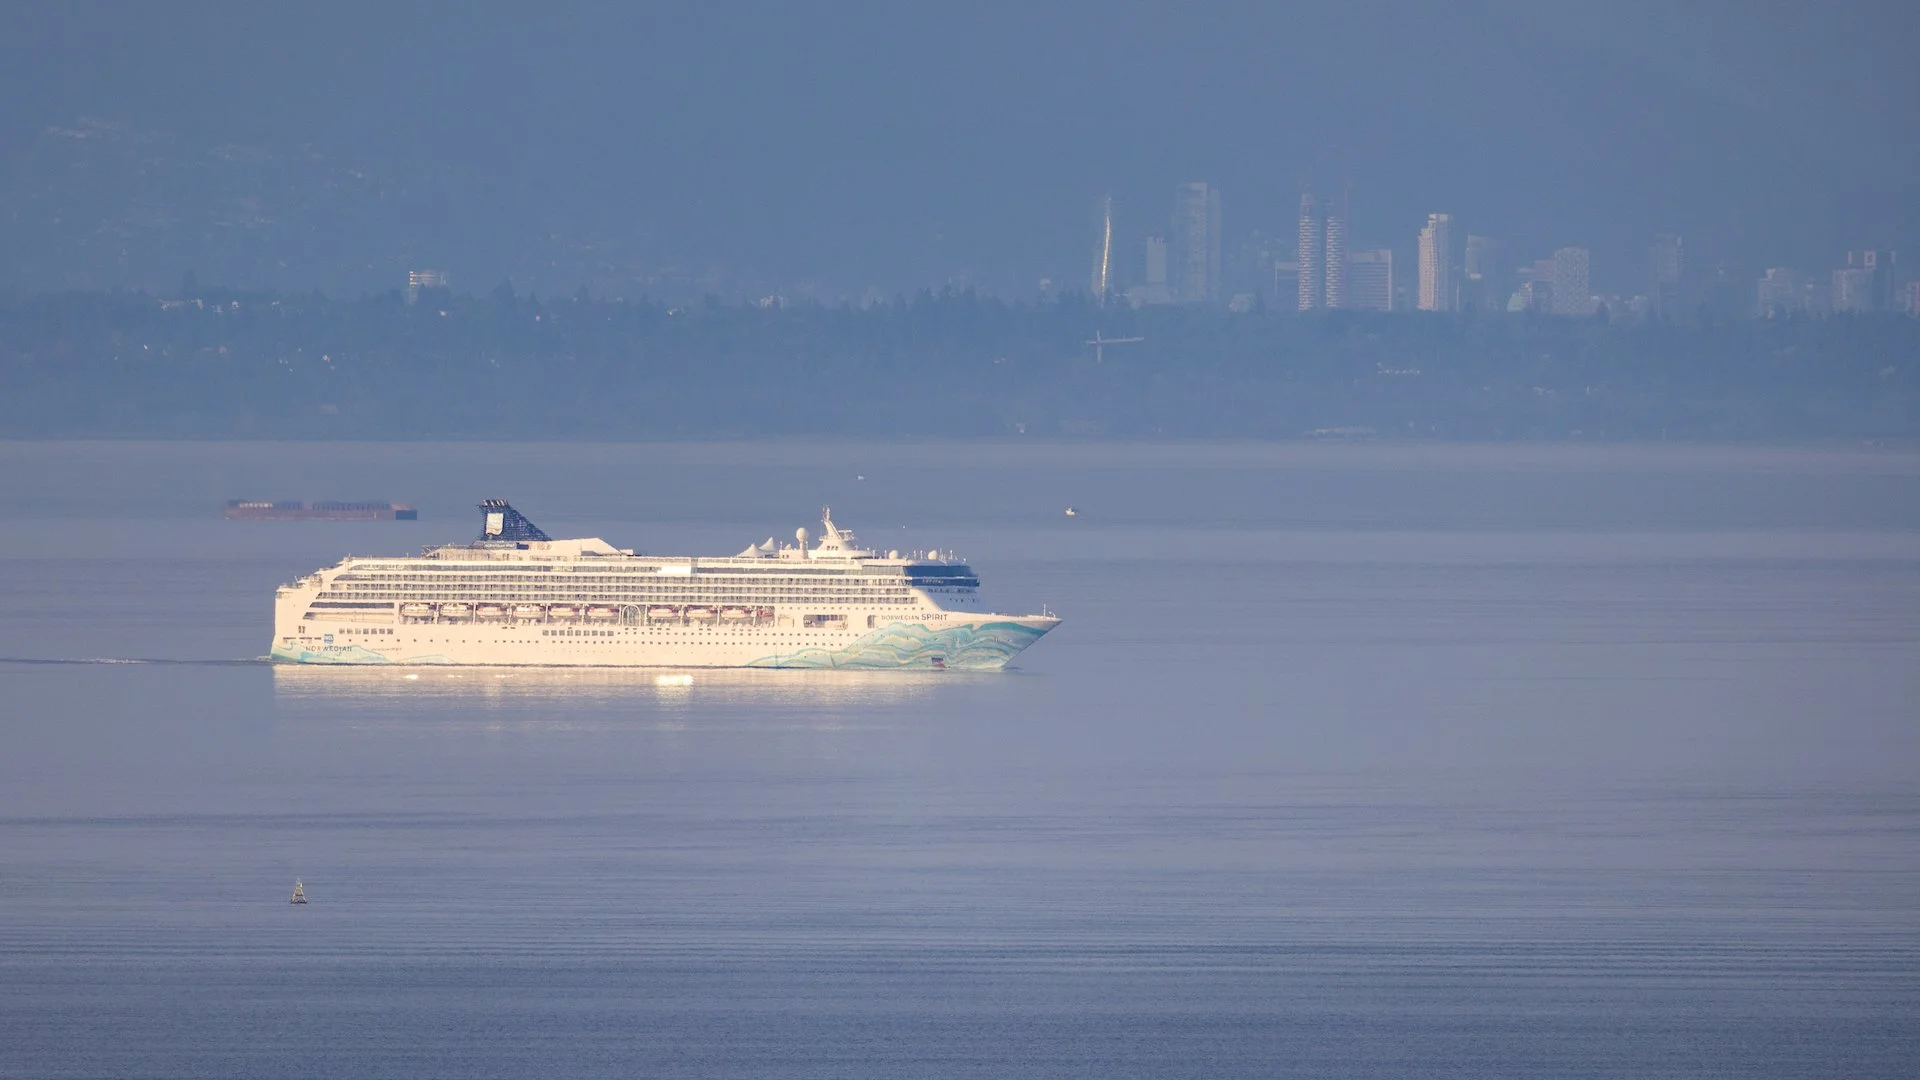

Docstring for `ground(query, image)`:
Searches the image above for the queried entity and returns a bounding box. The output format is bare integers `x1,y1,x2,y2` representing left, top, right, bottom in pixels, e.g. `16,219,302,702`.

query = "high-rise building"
1831,268,1873,312
1417,214,1454,312
1461,234,1501,311
1649,232,1684,317
1296,193,1323,311
1227,230,1283,305
1272,261,1301,309
1463,234,1495,279
1172,182,1222,304
1755,268,1820,317
1145,235,1168,290
1508,279,1553,313
1832,250,1898,312
1323,199,1347,309
1550,247,1592,316
1127,235,1172,306
407,269,448,305
1090,196,1115,304
1293,188,1351,310
1346,249,1394,311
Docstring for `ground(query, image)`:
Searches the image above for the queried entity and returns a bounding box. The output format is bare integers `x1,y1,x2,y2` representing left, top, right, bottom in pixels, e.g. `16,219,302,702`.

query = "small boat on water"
291,879,307,904
1064,506,1078,517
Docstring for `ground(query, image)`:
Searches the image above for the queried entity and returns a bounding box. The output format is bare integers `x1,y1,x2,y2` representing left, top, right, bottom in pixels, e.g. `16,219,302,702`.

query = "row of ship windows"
316,591,929,599
526,628,857,637
322,580,913,588
312,591,952,599
336,573,905,585
314,630,848,638
320,584,921,591
351,565,895,576
318,584,975,591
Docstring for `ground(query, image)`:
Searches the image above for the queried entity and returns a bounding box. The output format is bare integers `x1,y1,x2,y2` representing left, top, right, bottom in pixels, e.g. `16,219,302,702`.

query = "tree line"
1,286,1914,440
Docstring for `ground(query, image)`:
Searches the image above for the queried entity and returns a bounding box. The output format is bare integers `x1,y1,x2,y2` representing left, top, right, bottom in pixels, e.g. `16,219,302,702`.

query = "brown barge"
224,500,418,521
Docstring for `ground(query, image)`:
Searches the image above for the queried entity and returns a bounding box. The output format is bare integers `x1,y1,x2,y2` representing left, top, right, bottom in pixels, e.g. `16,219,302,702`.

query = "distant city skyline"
1078,178,1911,320
1,114,1912,316
2,6,1914,305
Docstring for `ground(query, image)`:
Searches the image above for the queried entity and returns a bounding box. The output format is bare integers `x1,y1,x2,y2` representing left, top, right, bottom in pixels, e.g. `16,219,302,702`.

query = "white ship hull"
270,502,1059,672
269,612,1057,671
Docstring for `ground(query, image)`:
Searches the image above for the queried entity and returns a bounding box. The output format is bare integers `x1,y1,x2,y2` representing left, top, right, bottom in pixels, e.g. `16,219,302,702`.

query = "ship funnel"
477,499,551,543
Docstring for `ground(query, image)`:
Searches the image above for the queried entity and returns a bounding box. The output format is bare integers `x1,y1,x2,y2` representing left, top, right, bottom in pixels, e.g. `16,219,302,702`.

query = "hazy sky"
2,1,1914,296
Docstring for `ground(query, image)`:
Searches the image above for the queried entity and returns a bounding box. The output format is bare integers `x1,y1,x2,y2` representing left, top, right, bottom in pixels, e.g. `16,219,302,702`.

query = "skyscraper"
1296,193,1323,311
1551,247,1592,316
1323,195,1347,309
1293,188,1351,310
1272,260,1301,309
1755,268,1816,317
1417,214,1453,312
1126,235,1172,306
1346,249,1393,311
1832,250,1897,312
1649,232,1684,317
1459,234,1498,311
1090,196,1115,304
1172,182,1222,304
1508,279,1553,313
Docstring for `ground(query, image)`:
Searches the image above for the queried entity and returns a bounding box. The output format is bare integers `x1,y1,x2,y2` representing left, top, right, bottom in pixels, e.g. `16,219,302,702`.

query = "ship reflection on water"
271,663,953,713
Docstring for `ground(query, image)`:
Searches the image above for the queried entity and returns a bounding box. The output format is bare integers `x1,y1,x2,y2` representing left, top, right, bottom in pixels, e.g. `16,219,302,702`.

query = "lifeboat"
475,604,505,619
548,604,579,619
511,604,544,620
586,605,619,620
720,607,752,621
647,606,680,619
756,607,774,620
684,606,716,621
400,603,433,618
440,602,472,618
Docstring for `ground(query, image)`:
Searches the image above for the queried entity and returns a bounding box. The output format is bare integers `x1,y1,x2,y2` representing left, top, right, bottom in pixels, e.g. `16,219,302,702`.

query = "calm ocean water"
1,441,1917,1079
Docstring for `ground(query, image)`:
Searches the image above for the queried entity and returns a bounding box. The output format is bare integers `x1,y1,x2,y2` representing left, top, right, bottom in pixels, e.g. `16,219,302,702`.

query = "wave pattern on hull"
746,620,1046,672
269,644,451,665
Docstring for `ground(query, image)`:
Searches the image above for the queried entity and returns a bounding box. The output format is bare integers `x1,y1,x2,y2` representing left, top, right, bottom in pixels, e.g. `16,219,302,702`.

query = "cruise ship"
270,501,1061,670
